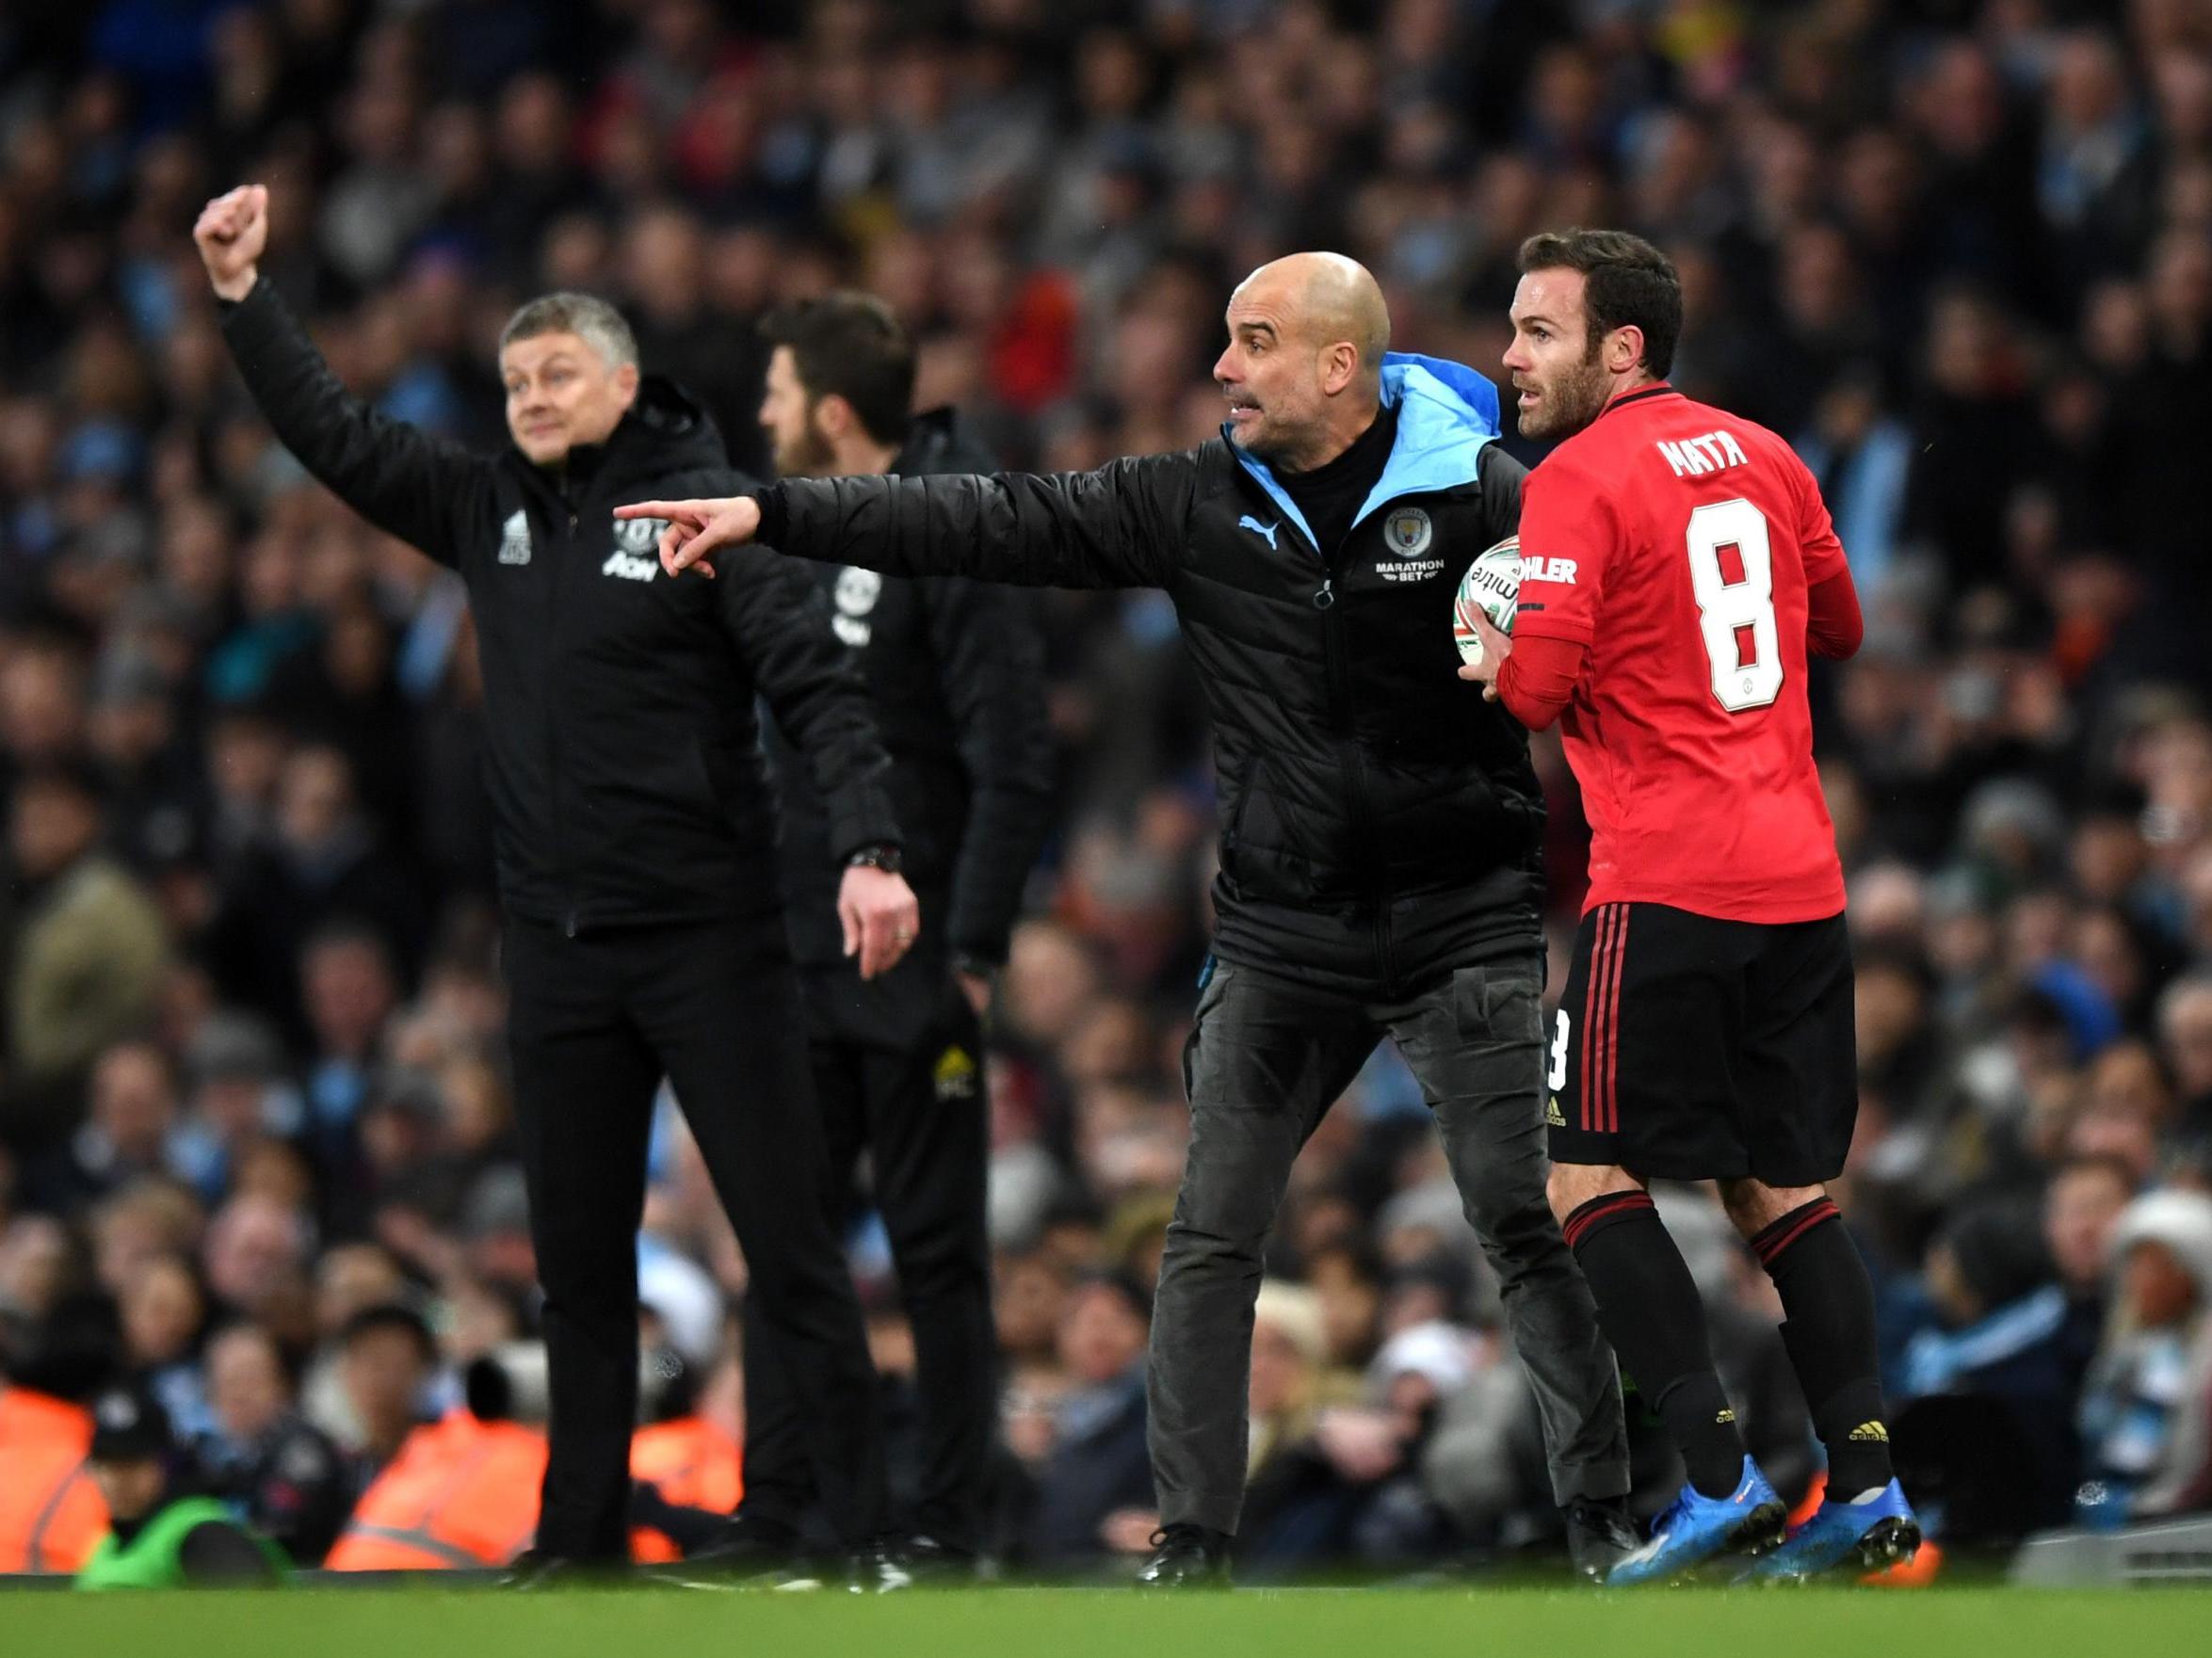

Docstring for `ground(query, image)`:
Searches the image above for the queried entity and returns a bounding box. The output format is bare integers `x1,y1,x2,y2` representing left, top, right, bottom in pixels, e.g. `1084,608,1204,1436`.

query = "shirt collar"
1597,380,1678,420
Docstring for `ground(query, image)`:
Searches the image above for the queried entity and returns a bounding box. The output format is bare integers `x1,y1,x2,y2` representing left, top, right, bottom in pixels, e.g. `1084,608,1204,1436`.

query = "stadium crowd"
6,0,2212,1579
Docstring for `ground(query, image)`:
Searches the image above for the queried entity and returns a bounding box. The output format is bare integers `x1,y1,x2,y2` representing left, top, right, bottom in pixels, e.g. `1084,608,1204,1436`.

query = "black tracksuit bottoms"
737,977,993,1551
502,912,887,1559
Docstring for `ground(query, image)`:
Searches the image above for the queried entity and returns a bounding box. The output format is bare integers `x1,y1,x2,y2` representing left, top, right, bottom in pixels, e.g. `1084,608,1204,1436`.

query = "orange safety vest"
0,1387,109,1573
627,1416,742,1563
324,1411,546,1571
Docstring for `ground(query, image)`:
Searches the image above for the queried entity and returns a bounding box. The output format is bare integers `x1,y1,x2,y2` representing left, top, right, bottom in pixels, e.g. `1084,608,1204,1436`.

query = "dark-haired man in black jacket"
624,252,1635,1586
730,294,1052,1573
193,185,910,1586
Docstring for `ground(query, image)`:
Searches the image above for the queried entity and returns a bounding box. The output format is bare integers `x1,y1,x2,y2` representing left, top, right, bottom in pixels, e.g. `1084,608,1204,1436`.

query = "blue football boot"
1742,1479,1920,1583
1606,1457,1787,1586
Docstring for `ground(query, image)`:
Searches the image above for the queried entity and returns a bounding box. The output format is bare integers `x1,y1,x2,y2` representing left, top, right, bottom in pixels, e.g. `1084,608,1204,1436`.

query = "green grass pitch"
5,1586,2211,1658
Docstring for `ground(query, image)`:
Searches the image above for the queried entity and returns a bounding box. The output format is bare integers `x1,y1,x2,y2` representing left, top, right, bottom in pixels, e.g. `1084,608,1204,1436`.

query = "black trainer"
498,1549,569,1590
1563,1496,1641,1584
903,1535,983,1583
656,1512,812,1586
499,1549,629,1588
846,1537,914,1594
1134,1523,1232,1587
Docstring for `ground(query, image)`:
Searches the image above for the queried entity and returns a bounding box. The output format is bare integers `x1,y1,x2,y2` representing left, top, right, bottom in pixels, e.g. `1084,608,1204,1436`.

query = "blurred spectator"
117,1248,209,1439
1023,1271,1152,1569
1242,1317,1487,1570
1246,1280,1328,1486
76,1382,283,1587
188,1319,350,1565
22,1039,204,1214
3,763,169,1148
202,1191,307,1332
320,1302,438,1484
206,752,421,1041
0,1326,110,1572
1897,1199,2078,1524
322,1348,547,1572
2158,973,2212,1134
2077,1189,2212,1519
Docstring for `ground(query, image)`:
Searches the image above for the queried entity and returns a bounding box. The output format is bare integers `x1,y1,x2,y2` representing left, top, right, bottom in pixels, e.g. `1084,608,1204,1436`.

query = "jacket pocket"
1222,765,1255,865
1221,760,1316,903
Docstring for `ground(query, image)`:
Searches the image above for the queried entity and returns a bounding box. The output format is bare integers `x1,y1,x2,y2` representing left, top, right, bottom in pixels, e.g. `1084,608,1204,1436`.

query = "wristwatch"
847,843,904,874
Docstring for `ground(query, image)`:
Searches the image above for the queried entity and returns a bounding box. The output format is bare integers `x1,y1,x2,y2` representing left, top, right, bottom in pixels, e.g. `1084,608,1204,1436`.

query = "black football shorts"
1545,900,1856,1185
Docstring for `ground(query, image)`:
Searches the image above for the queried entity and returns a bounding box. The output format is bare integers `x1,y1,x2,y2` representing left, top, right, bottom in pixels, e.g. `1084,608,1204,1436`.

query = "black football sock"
1565,1190,1747,1499
1751,1197,1894,1498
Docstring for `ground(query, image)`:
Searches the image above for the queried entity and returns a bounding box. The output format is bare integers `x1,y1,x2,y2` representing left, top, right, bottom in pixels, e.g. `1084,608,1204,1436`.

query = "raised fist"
193,185,270,302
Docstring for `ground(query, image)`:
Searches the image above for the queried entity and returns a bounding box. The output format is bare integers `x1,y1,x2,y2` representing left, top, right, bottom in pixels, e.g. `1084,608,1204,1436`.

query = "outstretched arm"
199,185,492,567
620,449,1202,590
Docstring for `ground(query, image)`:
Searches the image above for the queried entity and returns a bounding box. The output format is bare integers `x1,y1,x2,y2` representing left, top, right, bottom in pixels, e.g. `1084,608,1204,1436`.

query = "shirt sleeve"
1788,447,1860,657
718,546,902,860
1495,632,1589,732
1508,452,1615,647
1793,451,1849,588
1806,569,1865,660
218,282,493,571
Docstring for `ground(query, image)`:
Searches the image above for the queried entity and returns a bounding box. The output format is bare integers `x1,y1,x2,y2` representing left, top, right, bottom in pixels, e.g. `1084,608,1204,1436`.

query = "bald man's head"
1214,251,1392,471
1244,253,1391,378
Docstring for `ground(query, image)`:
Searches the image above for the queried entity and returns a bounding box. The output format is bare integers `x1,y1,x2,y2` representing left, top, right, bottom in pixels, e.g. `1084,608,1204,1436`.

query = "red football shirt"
1510,383,1852,924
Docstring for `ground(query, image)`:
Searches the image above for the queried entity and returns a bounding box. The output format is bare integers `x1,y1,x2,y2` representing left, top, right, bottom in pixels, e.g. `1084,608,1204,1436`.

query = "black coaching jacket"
218,280,898,936
767,408,1054,993
752,354,1539,994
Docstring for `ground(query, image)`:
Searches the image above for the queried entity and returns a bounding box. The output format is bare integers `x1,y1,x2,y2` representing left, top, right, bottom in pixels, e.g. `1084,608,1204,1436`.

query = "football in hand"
1452,537,1521,668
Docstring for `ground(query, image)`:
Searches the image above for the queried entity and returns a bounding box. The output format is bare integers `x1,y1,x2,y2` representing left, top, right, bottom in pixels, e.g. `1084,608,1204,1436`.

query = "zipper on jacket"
550,486,579,936
1315,556,1391,988
1240,471,1394,988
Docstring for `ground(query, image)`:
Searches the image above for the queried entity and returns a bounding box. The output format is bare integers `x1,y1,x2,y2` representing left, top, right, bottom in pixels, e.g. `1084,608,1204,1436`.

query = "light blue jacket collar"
1227,352,1502,555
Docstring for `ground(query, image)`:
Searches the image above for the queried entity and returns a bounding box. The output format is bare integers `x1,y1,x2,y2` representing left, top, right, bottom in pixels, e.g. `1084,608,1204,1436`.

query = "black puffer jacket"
218,280,897,934
754,355,1537,993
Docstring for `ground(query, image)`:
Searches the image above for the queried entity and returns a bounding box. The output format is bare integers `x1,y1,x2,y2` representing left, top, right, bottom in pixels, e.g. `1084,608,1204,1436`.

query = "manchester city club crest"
1383,506,1433,557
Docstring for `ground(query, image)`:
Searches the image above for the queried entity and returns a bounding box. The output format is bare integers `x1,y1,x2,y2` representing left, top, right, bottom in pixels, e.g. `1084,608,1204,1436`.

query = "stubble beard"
775,420,839,479
1522,352,1612,442
1237,410,1332,474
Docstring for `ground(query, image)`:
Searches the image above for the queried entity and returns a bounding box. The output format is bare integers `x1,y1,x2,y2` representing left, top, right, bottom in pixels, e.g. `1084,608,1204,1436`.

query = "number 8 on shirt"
1512,383,1863,1184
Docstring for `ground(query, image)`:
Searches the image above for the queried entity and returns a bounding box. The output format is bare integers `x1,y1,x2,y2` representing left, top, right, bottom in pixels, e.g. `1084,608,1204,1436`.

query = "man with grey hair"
193,185,914,1586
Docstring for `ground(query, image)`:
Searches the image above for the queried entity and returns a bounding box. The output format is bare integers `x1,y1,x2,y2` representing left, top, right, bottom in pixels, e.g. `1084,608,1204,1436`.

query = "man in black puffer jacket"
734,294,1052,1571
623,253,1636,1586
194,185,911,1586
